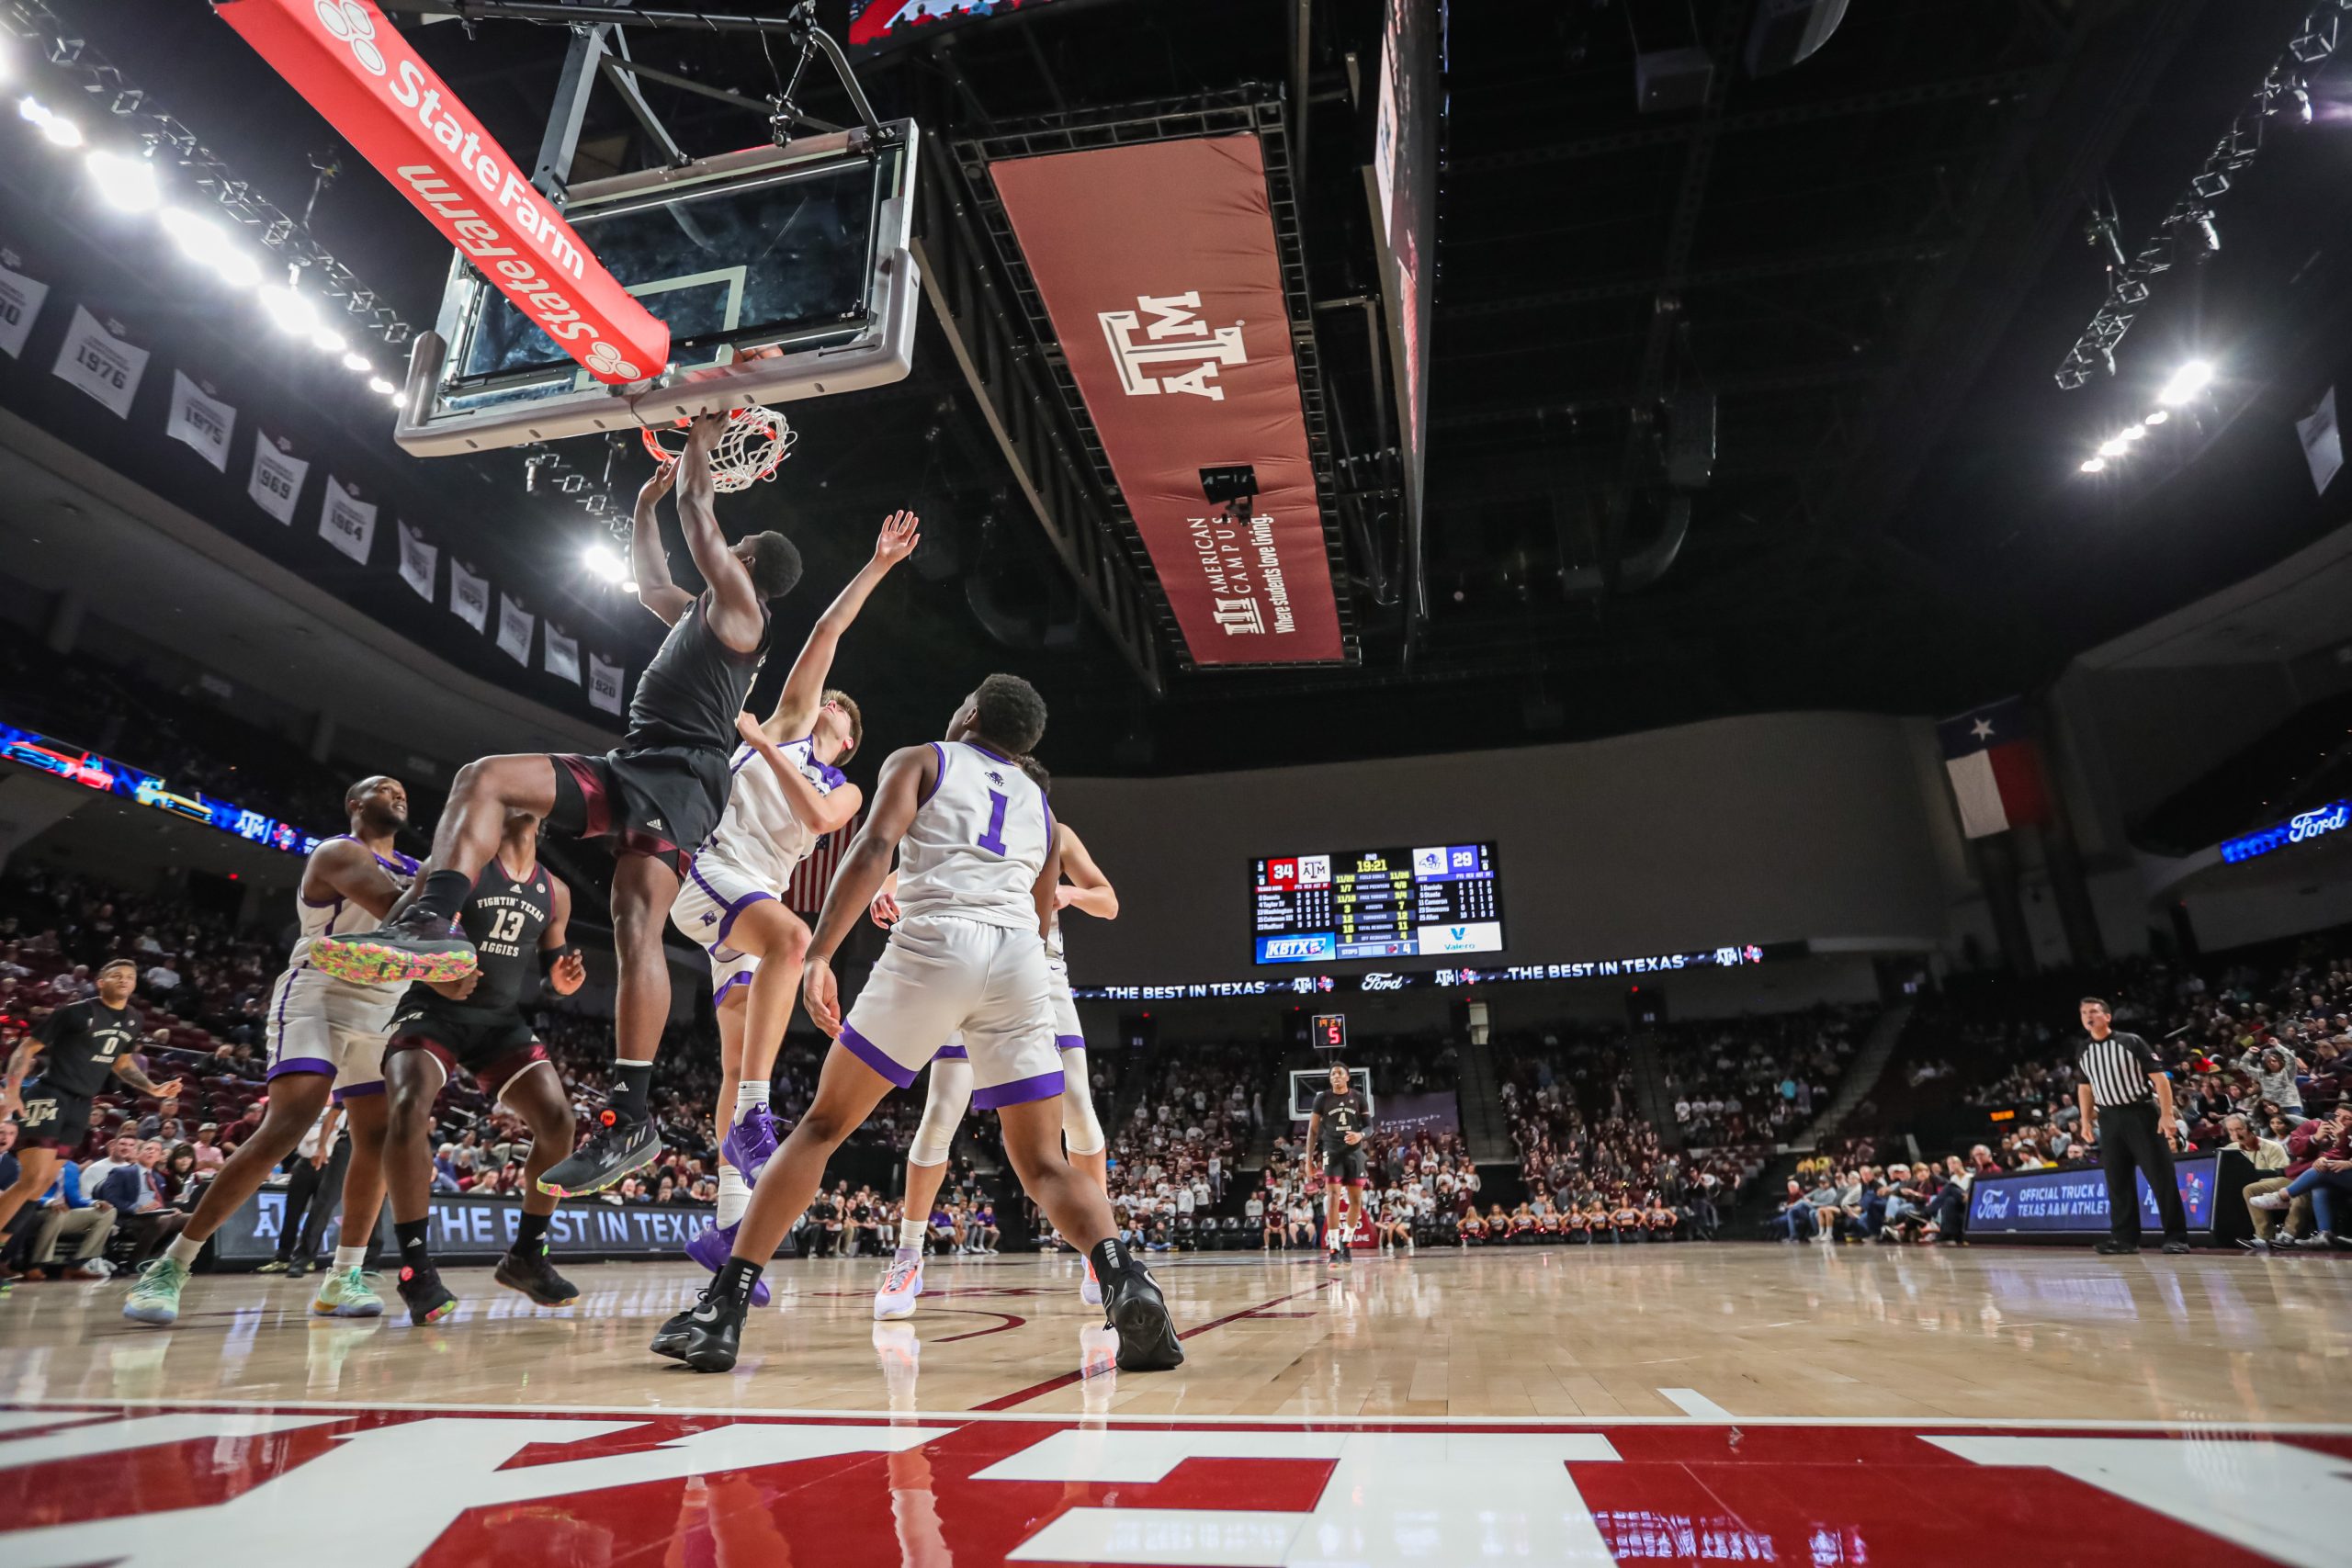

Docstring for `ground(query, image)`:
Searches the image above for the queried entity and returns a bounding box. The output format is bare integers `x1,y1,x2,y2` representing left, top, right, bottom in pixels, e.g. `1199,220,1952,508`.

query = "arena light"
310,327,346,355
259,285,319,336
2080,457,2107,473
18,95,80,147
85,149,159,211
622,578,639,593
2143,408,2170,425
2120,423,2147,442
367,376,395,395
2159,359,2215,405
340,350,371,373
160,208,265,290
2097,435,2130,458
582,543,628,583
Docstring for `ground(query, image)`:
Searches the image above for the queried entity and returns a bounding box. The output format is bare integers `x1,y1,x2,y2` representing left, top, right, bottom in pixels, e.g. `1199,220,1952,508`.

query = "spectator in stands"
2237,1044,2308,1128
19,1158,114,1279
159,1144,204,1213
2252,1103,2352,1249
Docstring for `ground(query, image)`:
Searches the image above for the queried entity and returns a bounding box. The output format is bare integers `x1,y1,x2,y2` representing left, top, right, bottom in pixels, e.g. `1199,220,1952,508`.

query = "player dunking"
649,675,1181,1373
0,961,180,1266
871,783,1117,1320
123,777,417,1325
379,809,589,1324
1307,1060,1372,1269
673,511,918,1292
308,415,799,1198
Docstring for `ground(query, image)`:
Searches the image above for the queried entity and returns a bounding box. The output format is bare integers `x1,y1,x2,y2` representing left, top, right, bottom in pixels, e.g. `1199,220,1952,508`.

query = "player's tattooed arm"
802,744,928,1036
110,1056,180,1100
629,459,693,626
540,876,587,997
306,837,409,923
675,412,766,653
0,1035,39,1116
735,711,863,836
768,510,919,735
1053,824,1119,921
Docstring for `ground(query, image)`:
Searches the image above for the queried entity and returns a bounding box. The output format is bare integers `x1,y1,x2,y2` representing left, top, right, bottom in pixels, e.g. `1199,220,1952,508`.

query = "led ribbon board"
216,0,669,389
2220,800,2349,863
0,722,320,858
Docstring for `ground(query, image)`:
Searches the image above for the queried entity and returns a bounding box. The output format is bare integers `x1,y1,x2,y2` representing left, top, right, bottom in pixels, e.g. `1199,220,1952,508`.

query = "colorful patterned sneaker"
313,1265,385,1318
397,1264,458,1325
1080,1256,1102,1307
873,1254,924,1321
308,906,477,987
684,1222,770,1305
494,1245,581,1307
121,1257,189,1325
720,1102,781,1185
537,1111,662,1198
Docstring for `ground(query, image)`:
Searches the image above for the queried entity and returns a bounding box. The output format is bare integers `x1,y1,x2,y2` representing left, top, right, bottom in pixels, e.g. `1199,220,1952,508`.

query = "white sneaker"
2248,1191,2290,1212
1081,1256,1103,1307
874,1255,924,1321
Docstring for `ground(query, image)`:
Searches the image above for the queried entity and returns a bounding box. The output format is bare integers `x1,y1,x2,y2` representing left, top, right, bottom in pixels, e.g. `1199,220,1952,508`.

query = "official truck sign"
216,0,669,386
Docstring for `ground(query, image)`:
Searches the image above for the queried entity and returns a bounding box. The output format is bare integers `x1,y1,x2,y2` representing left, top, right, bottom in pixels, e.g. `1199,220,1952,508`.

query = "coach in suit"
2075,997,2190,1256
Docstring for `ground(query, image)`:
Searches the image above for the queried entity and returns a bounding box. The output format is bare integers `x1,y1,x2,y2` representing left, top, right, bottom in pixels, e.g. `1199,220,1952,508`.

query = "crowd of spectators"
1657,1006,1869,1148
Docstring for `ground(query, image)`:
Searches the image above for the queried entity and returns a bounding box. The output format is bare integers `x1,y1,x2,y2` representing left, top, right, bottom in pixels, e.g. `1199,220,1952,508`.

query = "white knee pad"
908,1055,975,1168
1058,1046,1106,1157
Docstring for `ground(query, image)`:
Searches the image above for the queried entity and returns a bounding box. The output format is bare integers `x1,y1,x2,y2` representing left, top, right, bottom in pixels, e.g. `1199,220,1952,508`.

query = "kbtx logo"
1099,291,1247,400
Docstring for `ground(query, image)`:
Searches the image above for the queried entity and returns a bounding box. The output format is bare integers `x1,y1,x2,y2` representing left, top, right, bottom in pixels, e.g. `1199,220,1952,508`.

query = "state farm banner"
989,137,1345,664
216,0,668,385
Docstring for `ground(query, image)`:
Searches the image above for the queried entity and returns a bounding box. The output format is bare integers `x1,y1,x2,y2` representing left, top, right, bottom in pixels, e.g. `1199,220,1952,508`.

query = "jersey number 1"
976,789,1009,855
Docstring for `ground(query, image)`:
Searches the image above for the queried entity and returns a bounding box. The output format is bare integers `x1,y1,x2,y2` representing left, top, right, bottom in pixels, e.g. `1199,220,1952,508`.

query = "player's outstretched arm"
629,461,694,626
541,877,587,997
767,510,919,736
801,745,929,1035
674,412,766,654
733,712,863,837
1054,824,1118,921
308,838,410,926
109,1055,179,1101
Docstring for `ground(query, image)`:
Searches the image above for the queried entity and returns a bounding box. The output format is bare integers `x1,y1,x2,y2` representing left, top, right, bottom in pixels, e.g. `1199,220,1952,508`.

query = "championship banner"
51,305,149,419
449,558,490,632
989,137,1346,664
0,254,48,359
318,475,378,564
587,653,624,715
247,432,309,525
542,623,580,683
164,371,236,472
396,519,437,599
496,592,534,664
216,0,669,385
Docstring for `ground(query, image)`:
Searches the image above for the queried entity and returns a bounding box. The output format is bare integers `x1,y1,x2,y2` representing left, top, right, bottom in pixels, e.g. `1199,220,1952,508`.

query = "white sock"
898,1218,927,1254
334,1245,367,1272
165,1235,201,1268
736,1079,771,1116
716,1166,751,1228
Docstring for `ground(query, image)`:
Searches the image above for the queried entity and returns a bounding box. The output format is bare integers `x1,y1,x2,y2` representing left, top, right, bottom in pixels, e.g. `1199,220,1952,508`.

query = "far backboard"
396,122,922,457
1289,1067,1374,1122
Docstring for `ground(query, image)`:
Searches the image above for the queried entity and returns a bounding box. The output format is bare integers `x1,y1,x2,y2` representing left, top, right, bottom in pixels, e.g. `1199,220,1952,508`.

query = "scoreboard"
1253,843,1504,964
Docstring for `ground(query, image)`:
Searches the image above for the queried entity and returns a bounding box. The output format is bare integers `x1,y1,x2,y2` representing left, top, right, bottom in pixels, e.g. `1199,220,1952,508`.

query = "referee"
2075,997,2190,1255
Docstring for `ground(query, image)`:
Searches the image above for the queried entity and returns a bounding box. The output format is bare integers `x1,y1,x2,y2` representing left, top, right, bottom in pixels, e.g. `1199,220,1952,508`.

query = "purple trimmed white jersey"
896,741,1052,931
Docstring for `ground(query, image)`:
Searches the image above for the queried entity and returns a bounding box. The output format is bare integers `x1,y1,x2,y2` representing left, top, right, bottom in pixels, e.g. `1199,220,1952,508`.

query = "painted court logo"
314,0,383,74
1098,291,1247,400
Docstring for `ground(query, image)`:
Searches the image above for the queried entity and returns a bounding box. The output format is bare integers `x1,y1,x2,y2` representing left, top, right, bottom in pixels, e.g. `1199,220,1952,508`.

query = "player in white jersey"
871,781,1117,1319
124,776,418,1326
651,675,1182,1374
668,512,915,1285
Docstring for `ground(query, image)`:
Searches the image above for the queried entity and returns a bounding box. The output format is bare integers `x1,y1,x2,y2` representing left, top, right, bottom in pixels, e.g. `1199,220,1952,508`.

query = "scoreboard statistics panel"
1253,843,1504,964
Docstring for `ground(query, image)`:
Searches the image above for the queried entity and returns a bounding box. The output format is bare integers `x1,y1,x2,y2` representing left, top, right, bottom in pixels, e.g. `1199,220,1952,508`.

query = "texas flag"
1938,697,2051,840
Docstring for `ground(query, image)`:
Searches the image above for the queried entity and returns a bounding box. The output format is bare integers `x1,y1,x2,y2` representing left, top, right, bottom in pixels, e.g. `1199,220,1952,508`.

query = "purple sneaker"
721,1102,780,1184
684,1220,771,1306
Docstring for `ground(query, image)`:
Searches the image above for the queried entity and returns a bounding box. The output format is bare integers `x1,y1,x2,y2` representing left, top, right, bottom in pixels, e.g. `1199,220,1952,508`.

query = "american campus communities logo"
285,0,647,383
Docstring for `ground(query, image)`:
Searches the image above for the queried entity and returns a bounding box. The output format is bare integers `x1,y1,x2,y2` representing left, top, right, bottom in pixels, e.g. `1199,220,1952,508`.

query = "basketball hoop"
639,405,797,493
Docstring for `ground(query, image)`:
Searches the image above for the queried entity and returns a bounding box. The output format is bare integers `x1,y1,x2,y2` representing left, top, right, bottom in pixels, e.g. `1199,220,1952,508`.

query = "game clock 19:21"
1252,843,1505,964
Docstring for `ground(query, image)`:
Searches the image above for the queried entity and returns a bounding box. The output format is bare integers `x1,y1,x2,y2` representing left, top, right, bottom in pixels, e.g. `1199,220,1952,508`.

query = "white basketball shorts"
840,914,1062,1109
670,854,777,1002
264,965,390,1101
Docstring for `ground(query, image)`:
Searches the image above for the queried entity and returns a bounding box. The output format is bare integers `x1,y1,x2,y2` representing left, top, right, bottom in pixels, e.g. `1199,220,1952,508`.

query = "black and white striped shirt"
2077,1030,2161,1110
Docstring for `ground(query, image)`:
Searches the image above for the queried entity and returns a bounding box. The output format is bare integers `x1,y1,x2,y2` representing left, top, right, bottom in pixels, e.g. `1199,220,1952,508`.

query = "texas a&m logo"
1097,291,1247,400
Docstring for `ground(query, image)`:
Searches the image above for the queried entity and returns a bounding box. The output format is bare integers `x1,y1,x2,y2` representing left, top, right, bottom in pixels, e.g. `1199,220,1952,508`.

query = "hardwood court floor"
0,1243,2346,1422
1,1246,2348,1567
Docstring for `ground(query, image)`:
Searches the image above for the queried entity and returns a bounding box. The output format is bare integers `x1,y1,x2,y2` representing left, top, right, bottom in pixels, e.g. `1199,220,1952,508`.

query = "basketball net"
639,406,797,494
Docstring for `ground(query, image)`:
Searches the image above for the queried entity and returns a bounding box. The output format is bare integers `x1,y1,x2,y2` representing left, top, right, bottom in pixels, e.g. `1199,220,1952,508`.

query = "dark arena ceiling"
8,0,2352,773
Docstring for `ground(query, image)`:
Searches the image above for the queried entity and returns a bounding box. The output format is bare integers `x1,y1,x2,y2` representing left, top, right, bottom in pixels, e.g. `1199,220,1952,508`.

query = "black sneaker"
537,1111,662,1199
2159,1240,2192,1256
397,1263,458,1325
1102,1263,1184,1371
2093,1239,2138,1256
494,1245,580,1307
653,1287,745,1372
308,905,477,987
286,1258,310,1280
